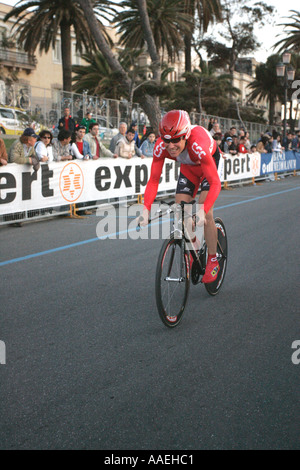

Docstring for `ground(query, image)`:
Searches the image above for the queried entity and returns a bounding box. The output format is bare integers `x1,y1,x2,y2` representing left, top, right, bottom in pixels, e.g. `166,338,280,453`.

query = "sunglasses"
42,136,51,139
162,136,184,144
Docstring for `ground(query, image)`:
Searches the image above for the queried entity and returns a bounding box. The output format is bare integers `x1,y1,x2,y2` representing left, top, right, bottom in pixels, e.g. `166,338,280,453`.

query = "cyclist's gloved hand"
137,208,149,227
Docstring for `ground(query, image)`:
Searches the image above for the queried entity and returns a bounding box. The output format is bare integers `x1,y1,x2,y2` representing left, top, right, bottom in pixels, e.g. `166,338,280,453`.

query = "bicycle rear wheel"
155,235,190,327
205,217,228,296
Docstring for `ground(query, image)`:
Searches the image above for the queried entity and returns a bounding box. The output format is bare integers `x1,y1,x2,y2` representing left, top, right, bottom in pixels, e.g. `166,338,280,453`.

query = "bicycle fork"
164,238,186,283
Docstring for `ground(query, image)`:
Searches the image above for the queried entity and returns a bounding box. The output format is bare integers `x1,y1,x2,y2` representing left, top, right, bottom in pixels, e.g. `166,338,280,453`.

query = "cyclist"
140,110,221,284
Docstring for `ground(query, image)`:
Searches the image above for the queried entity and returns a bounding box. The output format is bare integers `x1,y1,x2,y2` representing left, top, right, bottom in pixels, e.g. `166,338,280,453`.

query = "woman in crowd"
272,132,283,152
140,131,156,157
35,129,54,162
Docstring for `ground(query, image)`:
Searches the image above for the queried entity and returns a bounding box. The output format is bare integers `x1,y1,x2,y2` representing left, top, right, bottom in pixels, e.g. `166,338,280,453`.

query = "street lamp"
276,52,295,143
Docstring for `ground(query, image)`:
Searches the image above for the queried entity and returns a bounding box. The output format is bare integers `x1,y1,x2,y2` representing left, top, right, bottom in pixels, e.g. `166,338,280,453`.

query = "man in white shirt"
109,122,127,153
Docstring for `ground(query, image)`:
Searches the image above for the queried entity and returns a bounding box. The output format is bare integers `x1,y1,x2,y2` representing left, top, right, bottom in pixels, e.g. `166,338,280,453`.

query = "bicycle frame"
153,200,228,327
175,200,204,276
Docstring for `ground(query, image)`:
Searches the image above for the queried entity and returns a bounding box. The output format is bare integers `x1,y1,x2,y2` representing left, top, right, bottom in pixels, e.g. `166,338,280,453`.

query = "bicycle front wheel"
155,235,190,327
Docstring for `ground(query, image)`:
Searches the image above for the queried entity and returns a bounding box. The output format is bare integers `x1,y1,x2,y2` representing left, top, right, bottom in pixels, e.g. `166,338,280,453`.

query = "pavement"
0,176,299,449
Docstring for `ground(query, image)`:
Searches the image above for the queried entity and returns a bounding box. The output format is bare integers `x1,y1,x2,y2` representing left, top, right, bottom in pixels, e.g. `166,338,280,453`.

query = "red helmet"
159,110,191,141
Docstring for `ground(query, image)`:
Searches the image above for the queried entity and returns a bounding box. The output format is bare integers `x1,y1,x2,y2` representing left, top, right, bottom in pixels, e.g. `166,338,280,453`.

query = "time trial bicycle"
151,200,228,328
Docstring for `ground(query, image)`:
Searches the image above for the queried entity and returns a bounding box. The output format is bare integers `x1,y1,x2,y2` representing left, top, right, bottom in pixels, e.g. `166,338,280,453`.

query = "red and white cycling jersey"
144,125,221,213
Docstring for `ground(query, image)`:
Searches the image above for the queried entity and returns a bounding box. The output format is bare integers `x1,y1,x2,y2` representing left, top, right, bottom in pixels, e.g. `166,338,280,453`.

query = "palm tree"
114,0,193,63
183,0,222,72
76,0,163,132
72,52,123,99
274,10,300,53
72,48,174,119
247,55,283,125
4,0,116,91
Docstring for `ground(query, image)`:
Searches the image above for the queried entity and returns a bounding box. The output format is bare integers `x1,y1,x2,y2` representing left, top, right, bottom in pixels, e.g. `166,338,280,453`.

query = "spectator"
265,135,273,153
210,121,221,137
229,126,237,137
207,117,215,131
212,132,222,149
223,136,237,155
212,132,226,161
223,136,232,154
70,125,92,160
244,131,251,151
58,107,76,134
220,127,236,149
84,122,117,159
250,144,257,153
239,128,246,139
230,135,239,155
8,128,40,171
282,131,293,151
115,128,145,159
80,111,96,132
140,131,156,157
296,130,300,147
238,136,248,154
272,132,282,152
52,129,73,162
130,121,141,147
109,122,127,153
0,137,8,166
70,125,94,215
35,130,54,162
256,135,270,154
292,131,299,151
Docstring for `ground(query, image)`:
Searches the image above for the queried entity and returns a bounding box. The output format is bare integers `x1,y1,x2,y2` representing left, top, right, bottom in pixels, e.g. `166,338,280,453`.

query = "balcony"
0,48,37,72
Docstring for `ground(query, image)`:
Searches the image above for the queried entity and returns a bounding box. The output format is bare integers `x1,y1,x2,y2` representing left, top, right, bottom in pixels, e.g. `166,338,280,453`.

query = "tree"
273,10,300,53
114,0,192,63
76,0,163,132
72,51,124,99
183,0,222,72
202,1,275,76
247,54,282,125
4,0,115,91
166,66,240,117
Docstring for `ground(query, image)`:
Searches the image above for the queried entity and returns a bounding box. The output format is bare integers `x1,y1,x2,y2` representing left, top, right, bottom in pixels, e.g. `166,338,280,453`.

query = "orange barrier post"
66,204,86,219
223,181,233,190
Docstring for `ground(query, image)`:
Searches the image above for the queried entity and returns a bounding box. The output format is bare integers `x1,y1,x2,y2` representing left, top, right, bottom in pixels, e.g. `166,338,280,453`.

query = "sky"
1,0,299,63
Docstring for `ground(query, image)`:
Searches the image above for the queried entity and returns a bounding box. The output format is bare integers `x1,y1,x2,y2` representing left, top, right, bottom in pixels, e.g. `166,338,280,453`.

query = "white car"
96,116,119,143
0,106,28,135
0,106,45,135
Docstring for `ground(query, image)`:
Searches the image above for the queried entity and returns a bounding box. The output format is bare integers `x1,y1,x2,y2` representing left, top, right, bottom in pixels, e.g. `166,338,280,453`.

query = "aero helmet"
159,110,191,141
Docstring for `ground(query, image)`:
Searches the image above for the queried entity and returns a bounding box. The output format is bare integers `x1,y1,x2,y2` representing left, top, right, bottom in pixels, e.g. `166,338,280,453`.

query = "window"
72,43,81,66
53,40,62,63
0,109,14,119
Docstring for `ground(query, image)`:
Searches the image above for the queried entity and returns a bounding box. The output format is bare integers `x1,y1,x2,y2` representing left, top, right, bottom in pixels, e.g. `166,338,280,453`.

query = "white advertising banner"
0,153,261,215
0,158,181,215
218,152,261,182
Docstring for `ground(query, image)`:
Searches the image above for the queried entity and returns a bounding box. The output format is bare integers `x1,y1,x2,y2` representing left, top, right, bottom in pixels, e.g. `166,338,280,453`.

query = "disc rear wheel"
205,217,228,296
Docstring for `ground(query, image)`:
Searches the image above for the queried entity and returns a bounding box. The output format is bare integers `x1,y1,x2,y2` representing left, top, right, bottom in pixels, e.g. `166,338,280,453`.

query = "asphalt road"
0,176,299,450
